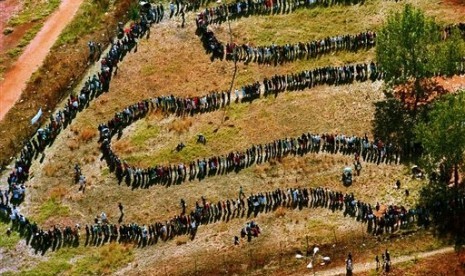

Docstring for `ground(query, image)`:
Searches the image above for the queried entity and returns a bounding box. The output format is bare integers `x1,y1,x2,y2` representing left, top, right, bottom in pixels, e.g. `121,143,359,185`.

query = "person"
405,189,410,197
396,180,401,189
180,199,186,215
375,255,380,271
346,253,353,276
79,175,86,192
355,160,362,176
118,203,124,215
385,249,391,270
239,186,245,199
197,134,206,144
169,1,175,18
176,142,185,152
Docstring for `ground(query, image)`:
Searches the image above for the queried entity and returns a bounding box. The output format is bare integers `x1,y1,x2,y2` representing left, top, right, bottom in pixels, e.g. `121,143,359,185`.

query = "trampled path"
311,246,454,276
0,0,84,121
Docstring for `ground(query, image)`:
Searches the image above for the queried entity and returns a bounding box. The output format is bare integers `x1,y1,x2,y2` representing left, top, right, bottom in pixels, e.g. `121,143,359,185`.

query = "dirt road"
0,0,84,121
312,246,455,276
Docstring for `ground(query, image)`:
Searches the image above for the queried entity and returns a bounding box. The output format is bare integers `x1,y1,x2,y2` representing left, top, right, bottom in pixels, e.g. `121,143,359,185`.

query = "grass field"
1,0,464,274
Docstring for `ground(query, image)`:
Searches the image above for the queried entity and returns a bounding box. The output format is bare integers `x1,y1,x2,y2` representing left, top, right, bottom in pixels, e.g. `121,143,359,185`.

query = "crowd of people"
2,0,465,260
197,8,465,65
224,31,376,64
196,0,365,27
0,183,430,253
195,0,368,62
0,12,163,188
98,94,402,189
239,221,261,242
0,8,166,254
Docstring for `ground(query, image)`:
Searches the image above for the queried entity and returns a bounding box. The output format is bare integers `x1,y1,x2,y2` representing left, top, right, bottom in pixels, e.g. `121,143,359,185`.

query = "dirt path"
0,0,84,121
313,246,454,275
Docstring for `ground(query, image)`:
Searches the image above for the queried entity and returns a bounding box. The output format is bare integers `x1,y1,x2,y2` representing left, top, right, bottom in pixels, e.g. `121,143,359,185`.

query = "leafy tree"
373,96,414,147
376,4,465,111
418,178,465,247
415,92,465,247
414,92,465,187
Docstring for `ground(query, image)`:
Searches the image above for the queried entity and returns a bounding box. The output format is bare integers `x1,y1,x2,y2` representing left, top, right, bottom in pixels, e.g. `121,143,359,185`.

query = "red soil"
0,0,23,52
395,75,465,109
0,0,84,121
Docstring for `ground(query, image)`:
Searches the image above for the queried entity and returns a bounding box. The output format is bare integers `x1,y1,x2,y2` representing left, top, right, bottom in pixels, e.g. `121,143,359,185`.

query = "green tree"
376,4,465,111
416,92,465,247
414,92,465,187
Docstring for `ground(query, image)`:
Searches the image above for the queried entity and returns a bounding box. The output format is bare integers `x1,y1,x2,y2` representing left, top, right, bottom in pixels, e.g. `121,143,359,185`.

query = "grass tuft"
0,223,21,250
69,243,134,275
36,198,71,224
78,127,98,143
7,0,61,27
56,0,113,46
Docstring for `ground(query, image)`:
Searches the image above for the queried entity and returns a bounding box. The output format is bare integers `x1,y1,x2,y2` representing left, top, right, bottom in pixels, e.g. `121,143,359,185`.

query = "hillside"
1,0,465,275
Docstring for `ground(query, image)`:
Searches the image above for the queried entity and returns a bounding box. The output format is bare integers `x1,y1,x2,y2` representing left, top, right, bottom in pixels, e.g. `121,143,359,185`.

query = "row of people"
196,0,365,27
0,184,429,253
0,19,163,233
99,102,401,188
224,31,376,64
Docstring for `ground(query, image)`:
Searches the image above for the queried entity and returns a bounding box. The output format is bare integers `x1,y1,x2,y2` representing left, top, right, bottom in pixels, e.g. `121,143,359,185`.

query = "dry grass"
78,127,97,143
361,250,465,276
43,162,62,177
168,118,193,135
49,186,68,200
213,0,464,47
0,0,134,169
114,80,384,167
66,138,80,151
3,0,465,274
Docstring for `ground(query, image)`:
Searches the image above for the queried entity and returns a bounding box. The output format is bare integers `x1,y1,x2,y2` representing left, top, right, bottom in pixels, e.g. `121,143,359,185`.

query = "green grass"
7,23,43,58
3,248,77,276
36,198,71,224
69,243,134,275
56,0,113,46
0,223,21,250
4,244,134,276
217,0,387,45
130,120,161,145
215,0,464,46
7,0,61,27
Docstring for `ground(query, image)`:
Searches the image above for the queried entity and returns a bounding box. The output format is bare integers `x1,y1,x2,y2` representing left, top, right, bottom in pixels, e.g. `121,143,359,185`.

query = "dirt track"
312,246,455,276
0,0,83,121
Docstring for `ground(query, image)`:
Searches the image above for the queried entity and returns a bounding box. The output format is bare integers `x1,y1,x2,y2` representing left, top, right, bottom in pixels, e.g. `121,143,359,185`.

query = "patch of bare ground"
360,249,465,276
394,75,465,109
0,239,46,274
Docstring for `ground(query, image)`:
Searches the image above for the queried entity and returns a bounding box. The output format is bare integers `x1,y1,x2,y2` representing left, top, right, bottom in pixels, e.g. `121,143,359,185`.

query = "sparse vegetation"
0,223,21,250
8,23,44,57
56,0,113,46
36,198,71,224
